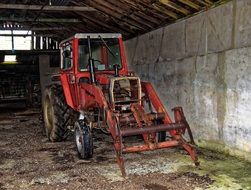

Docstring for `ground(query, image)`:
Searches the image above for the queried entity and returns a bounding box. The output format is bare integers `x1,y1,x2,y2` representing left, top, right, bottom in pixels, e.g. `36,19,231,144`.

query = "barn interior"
0,0,250,190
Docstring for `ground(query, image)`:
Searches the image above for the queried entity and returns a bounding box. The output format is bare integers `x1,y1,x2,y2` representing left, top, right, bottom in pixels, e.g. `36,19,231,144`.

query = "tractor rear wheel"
43,84,74,142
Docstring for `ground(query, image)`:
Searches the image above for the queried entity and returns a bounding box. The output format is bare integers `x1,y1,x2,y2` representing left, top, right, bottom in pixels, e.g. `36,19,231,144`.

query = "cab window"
78,38,122,71
61,43,73,70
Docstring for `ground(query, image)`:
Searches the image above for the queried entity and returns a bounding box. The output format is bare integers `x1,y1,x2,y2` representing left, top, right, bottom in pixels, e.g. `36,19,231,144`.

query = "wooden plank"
134,11,160,25
82,0,148,31
71,1,135,35
90,0,150,30
0,33,54,37
178,0,201,10
204,0,214,5
0,17,81,23
124,0,167,20
194,0,212,6
107,0,159,26
0,26,66,31
75,12,133,36
0,3,96,11
159,0,190,15
152,3,179,20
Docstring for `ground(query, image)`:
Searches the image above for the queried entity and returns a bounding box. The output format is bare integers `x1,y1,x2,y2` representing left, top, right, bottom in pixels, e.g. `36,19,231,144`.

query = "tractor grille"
110,76,141,112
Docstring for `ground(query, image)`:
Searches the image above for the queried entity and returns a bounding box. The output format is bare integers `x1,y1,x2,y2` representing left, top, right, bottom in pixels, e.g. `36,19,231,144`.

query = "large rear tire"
43,84,75,142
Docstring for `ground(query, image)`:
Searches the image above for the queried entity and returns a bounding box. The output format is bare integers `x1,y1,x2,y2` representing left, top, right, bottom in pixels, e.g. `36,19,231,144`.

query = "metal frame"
59,34,199,176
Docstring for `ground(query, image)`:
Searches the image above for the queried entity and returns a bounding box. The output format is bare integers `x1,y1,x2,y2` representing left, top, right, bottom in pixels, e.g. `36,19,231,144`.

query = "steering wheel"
94,60,102,69
86,60,102,70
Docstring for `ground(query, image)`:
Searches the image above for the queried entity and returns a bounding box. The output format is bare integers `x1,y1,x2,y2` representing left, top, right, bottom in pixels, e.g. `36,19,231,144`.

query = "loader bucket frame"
111,82,199,176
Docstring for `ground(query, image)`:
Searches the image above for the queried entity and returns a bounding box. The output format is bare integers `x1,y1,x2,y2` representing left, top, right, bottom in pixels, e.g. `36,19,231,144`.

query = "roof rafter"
0,0,227,41
178,0,201,10
84,0,149,31
0,17,81,23
0,3,96,12
106,0,159,26
75,12,133,37
159,0,190,15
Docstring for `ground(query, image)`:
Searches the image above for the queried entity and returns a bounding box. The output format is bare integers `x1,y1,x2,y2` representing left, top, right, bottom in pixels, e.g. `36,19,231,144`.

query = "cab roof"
60,33,122,45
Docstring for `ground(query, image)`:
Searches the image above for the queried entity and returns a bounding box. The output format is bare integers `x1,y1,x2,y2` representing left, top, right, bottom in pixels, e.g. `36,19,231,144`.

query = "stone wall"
124,0,251,154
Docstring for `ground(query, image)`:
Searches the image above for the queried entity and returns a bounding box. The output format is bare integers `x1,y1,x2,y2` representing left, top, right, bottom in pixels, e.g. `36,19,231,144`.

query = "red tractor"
43,33,199,176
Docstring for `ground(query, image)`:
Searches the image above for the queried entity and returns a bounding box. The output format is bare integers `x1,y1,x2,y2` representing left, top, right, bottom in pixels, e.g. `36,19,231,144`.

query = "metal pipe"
119,112,165,123
114,64,119,77
123,140,180,153
87,36,92,59
87,36,96,84
120,123,185,137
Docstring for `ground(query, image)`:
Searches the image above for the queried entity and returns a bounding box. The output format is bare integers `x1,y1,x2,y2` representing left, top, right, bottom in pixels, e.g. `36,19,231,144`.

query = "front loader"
43,33,199,176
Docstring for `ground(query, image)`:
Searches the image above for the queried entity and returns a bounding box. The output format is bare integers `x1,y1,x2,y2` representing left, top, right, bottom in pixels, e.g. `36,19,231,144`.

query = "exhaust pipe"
87,36,96,84
114,64,119,77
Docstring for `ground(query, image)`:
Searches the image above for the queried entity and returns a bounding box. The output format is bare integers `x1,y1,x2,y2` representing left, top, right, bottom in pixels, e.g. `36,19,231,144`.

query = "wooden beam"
159,0,190,15
107,0,159,26
0,33,54,37
85,0,149,31
71,1,134,35
75,12,132,36
204,0,214,5
119,0,160,25
0,3,96,12
194,0,212,6
152,3,179,20
0,17,81,23
0,26,66,31
0,49,59,55
178,0,201,10
122,0,167,20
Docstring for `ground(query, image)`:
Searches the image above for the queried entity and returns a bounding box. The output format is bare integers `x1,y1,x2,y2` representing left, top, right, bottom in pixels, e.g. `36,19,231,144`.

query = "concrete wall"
39,55,59,103
124,0,251,154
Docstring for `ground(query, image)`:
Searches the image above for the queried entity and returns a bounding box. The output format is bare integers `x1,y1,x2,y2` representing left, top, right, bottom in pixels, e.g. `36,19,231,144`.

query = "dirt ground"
0,108,250,190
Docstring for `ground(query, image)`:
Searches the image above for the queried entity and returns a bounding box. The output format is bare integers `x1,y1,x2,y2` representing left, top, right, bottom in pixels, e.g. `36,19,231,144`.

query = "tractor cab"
60,33,128,81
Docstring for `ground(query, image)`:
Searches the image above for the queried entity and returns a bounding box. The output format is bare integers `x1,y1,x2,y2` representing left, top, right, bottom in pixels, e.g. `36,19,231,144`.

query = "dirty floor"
0,108,250,190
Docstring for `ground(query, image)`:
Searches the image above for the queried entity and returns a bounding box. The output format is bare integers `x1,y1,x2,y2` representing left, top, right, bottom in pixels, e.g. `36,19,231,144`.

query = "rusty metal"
123,140,180,153
54,33,199,177
120,123,186,137
173,107,195,144
119,112,165,124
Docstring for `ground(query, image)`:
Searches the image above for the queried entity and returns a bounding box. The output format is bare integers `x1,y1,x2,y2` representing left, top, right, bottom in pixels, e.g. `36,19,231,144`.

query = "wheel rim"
75,125,83,153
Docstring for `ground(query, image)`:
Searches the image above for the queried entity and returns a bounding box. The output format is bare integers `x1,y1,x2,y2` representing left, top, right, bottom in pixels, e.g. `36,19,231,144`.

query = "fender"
60,74,76,109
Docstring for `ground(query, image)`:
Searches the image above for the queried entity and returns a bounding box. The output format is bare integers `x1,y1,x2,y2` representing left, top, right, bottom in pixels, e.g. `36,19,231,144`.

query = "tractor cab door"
60,40,79,109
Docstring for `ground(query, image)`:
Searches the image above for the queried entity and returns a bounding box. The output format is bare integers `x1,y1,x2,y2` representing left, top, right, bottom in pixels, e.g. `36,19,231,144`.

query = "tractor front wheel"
75,121,93,159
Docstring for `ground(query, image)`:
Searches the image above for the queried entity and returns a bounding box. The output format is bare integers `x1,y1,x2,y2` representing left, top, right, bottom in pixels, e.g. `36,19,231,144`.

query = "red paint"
59,34,198,176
